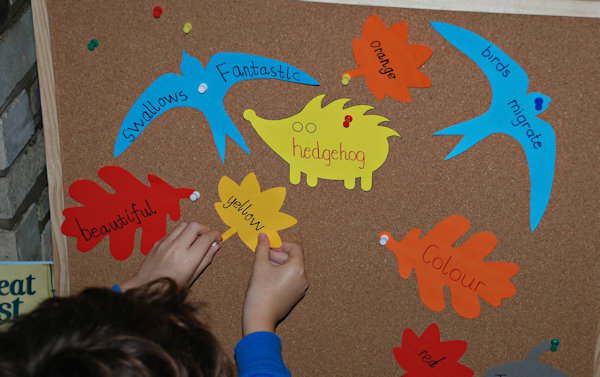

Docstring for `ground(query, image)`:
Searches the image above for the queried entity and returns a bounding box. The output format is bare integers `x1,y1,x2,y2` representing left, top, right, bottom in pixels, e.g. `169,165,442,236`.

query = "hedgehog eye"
306,123,317,133
292,122,303,132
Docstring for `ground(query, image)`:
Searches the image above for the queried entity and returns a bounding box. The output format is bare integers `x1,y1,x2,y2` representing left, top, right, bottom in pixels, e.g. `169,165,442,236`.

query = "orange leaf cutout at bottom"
379,215,518,318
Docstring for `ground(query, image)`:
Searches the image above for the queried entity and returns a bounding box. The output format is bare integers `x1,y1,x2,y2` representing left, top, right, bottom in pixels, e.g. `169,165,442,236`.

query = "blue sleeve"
234,332,291,377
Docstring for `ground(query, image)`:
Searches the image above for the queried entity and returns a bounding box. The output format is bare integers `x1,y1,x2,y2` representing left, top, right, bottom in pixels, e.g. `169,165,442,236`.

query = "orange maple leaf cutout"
394,323,474,377
215,172,297,251
379,215,519,318
342,14,432,102
61,166,197,261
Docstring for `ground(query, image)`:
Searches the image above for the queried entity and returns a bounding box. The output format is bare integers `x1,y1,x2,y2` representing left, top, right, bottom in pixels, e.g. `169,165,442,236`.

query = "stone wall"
0,0,52,261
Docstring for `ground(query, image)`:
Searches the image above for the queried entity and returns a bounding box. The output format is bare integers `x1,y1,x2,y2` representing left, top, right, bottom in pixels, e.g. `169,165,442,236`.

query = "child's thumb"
254,233,271,263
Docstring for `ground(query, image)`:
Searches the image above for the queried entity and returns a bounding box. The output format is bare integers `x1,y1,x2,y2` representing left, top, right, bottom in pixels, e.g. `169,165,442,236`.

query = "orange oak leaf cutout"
61,166,199,261
394,323,474,377
379,215,519,318
342,14,432,102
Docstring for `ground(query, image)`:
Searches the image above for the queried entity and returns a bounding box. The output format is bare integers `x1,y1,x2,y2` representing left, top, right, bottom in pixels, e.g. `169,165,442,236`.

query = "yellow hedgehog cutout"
243,94,400,191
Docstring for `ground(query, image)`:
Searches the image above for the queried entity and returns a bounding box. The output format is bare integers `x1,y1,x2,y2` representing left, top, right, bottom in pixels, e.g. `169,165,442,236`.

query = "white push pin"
379,234,389,246
189,191,200,201
198,83,208,94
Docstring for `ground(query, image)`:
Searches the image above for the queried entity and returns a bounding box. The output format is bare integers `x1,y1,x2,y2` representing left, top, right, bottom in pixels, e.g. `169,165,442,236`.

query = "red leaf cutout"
380,215,519,318
342,14,433,102
61,166,196,261
394,323,474,377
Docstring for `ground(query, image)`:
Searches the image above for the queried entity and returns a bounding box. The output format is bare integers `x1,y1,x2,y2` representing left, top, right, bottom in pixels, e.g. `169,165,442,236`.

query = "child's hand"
121,222,222,291
242,233,309,335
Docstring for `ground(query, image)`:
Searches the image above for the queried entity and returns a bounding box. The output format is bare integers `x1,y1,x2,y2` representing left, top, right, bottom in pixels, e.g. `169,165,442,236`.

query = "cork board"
33,0,599,376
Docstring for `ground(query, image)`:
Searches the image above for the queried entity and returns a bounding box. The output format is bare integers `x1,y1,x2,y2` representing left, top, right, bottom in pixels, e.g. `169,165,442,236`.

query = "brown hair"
0,278,235,377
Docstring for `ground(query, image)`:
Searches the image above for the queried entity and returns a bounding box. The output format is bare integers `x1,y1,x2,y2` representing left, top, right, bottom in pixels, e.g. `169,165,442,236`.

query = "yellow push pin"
183,22,192,34
341,73,351,86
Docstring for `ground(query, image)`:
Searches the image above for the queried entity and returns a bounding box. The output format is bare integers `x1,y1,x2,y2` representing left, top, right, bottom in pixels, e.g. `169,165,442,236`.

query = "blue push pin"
550,338,560,352
535,97,544,111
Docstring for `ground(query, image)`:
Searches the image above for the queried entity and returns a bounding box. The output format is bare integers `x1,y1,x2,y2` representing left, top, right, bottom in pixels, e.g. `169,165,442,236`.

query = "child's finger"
165,222,188,241
269,249,290,265
254,233,272,264
177,222,211,247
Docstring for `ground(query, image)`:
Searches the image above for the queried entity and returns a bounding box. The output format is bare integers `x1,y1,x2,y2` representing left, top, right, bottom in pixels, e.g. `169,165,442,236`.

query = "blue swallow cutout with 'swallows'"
431,22,555,232
114,51,320,163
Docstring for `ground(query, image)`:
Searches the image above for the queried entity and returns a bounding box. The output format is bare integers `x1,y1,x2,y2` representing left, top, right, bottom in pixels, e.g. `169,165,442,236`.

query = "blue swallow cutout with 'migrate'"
114,51,320,163
431,22,555,232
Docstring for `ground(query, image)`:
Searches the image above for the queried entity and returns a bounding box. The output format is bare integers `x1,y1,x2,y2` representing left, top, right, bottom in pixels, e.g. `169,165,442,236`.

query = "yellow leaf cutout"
215,172,297,251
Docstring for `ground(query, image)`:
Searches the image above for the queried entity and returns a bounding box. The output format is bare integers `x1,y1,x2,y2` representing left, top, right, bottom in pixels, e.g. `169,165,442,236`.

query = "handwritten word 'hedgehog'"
243,94,400,191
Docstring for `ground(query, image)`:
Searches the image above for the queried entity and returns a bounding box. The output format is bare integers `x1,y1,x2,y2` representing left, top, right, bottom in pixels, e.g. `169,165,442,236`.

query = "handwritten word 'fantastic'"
215,61,303,83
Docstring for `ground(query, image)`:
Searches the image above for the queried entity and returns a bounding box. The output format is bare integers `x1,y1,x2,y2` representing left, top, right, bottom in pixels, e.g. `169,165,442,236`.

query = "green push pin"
550,338,560,352
87,38,99,51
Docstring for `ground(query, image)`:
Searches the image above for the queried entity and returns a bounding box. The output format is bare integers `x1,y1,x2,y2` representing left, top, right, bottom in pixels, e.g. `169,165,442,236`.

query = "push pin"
198,83,208,94
87,38,99,51
535,97,543,111
549,339,560,352
189,191,200,201
343,114,352,128
183,22,192,34
379,234,389,246
341,73,351,86
153,6,163,18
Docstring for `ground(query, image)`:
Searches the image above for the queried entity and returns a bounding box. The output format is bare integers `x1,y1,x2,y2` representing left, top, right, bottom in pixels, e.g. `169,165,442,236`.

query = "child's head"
0,278,234,377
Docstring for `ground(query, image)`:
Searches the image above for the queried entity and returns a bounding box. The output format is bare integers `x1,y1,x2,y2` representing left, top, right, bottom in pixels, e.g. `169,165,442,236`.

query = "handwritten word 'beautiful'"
75,200,157,241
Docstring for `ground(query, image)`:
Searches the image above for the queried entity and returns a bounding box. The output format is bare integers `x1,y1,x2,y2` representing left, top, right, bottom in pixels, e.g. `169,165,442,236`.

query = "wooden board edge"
301,0,600,18
31,0,70,296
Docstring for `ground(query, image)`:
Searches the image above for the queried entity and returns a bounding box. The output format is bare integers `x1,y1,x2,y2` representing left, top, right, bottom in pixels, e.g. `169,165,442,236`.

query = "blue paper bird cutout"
431,22,555,232
114,51,320,163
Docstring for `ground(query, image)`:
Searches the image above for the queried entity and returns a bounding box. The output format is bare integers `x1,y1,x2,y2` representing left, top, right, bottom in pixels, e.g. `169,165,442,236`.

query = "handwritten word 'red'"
222,196,265,231
75,200,157,241
370,40,396,79
0,275,36,321
418,350,446,367
215,61,302,82
292,137,366,169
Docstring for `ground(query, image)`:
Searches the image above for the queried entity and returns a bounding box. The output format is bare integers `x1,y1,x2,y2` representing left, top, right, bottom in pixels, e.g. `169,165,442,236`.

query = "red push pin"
153,6,163,18
343,114,352,128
